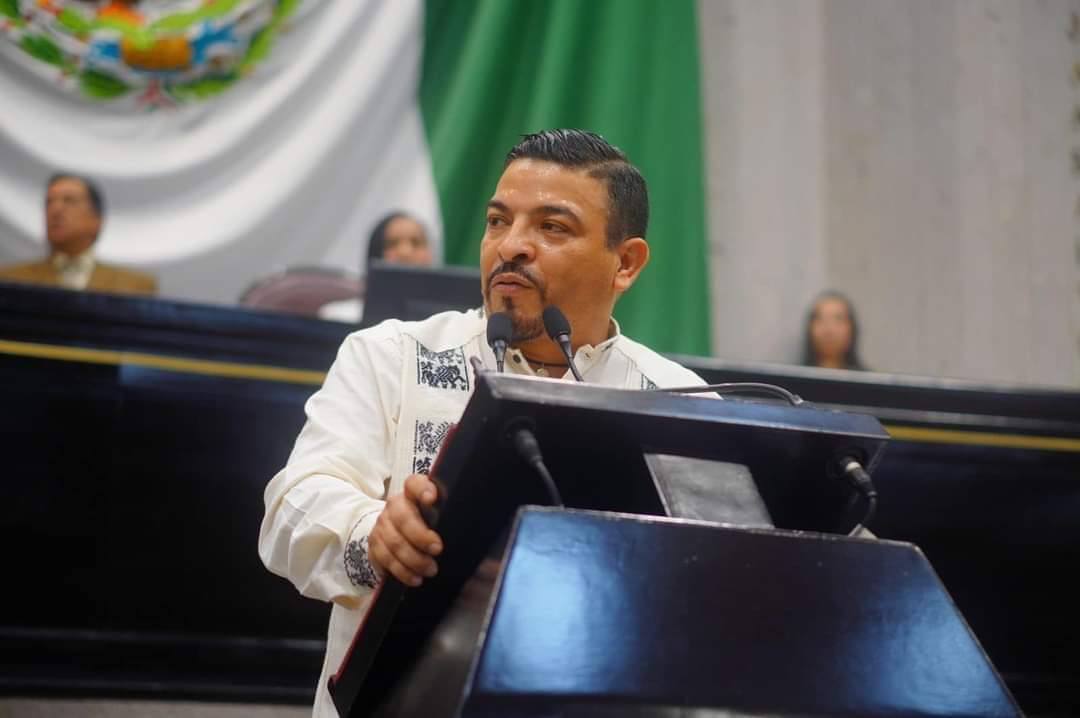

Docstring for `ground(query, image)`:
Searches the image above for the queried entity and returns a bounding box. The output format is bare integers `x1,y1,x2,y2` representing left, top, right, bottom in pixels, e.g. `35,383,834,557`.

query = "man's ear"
613,237,649,294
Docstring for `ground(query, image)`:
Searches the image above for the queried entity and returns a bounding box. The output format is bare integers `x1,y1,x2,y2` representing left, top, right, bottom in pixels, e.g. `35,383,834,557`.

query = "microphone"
836,455,878,537
542,306,584,382
504,418,563,506
486,312,513,372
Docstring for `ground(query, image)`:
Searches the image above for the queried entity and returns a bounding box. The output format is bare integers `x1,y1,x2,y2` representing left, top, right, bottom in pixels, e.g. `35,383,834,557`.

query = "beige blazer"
0,259,157,296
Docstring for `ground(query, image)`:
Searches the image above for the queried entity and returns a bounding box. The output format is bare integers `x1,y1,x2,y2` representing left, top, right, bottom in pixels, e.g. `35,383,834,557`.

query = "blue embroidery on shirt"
344,534,379,589
413,419,452,475
416,343,470,391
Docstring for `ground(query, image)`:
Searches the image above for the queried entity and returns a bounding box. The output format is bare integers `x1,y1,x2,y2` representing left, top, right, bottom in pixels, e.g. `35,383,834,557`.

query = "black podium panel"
454,508,1020,718
331,373,893,716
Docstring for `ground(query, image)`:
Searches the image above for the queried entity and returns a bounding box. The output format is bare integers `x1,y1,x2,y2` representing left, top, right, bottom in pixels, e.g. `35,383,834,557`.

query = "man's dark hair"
47,173,105,218
505,129,648,248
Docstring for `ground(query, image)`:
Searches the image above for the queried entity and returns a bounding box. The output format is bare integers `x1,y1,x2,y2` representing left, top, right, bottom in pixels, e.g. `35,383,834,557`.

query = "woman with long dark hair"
318,212,432,322
801,291,866,370
363,212,432,271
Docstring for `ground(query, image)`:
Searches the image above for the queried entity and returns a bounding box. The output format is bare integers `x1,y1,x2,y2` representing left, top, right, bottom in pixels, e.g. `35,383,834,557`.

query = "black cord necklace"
520,353,569,377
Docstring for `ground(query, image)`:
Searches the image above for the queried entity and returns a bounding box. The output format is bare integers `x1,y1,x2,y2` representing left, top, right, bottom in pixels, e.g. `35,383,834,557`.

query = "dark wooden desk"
0,283,1077,714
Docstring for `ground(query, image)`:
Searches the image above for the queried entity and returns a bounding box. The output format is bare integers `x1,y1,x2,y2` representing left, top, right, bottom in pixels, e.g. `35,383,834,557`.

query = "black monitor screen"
361,261,482,328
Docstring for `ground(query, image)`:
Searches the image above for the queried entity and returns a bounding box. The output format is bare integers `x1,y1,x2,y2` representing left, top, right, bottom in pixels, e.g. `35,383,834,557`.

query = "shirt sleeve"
258,324,402,607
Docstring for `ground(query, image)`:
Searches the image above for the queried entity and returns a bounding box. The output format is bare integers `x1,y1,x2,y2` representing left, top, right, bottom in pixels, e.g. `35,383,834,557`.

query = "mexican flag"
0,0,709,355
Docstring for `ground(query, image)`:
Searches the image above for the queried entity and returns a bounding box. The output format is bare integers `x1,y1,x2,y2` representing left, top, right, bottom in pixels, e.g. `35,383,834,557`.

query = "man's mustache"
485,261,545,294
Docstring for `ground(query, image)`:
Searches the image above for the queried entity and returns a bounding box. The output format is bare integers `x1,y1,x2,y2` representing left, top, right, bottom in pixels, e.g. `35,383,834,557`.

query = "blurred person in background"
367,211,433,267
319,211,433,322
801,291,866,371
0,173,156,296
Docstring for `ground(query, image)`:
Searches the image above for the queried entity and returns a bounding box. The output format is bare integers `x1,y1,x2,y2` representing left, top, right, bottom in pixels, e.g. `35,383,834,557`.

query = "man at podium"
258,129,705,716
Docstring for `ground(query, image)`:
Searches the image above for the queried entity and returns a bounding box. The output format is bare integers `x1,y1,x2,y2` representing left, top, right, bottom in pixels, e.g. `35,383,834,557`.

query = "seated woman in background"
801,291,866,371
319,212,433,322
368,212,433,267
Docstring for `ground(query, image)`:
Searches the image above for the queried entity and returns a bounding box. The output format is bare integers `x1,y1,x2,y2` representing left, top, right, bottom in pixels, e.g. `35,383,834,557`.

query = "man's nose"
496,222,537,264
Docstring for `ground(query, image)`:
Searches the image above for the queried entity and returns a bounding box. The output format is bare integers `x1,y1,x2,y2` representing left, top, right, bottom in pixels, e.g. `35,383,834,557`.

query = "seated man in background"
0,173,157,296
318,211,434,323
260,129,706,716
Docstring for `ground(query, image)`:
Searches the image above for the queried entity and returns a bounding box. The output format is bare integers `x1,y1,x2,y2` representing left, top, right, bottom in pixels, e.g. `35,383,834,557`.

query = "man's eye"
541,222,566,233
486,216,505,228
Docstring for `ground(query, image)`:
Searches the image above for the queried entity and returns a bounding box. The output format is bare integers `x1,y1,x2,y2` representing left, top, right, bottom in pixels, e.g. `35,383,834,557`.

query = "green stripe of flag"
420,0,710,356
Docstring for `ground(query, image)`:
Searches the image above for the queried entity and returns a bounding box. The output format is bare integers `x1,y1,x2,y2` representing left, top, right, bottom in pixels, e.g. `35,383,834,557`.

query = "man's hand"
368,474,443,587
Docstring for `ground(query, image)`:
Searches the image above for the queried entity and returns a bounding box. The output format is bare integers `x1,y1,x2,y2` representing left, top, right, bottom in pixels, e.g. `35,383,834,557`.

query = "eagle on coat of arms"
0,0,299,106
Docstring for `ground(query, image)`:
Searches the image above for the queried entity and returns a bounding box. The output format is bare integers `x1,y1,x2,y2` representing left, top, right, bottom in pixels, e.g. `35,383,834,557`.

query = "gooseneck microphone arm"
486,312,513,373
657,382,805,406
541,306,584,382
554,337,584,382
506,420,563,506
838,456,878,536
492,341,508,373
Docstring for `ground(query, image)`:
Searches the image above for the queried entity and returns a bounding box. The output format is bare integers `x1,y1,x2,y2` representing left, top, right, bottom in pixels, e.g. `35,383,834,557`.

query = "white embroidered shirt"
257,308,706,716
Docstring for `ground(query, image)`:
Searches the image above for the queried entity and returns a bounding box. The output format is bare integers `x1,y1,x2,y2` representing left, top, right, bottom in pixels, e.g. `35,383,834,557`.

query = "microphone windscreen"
486,312,513,348
542,306,572,340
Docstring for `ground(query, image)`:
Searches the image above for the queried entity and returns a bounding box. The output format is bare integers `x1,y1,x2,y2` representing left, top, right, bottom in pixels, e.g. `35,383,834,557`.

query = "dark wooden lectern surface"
373,508,1022,717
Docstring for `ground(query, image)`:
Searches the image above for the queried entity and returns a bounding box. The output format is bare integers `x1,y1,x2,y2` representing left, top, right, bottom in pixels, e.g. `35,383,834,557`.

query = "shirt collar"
596,317,621,351
502,316,622,378
51,250,95,273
